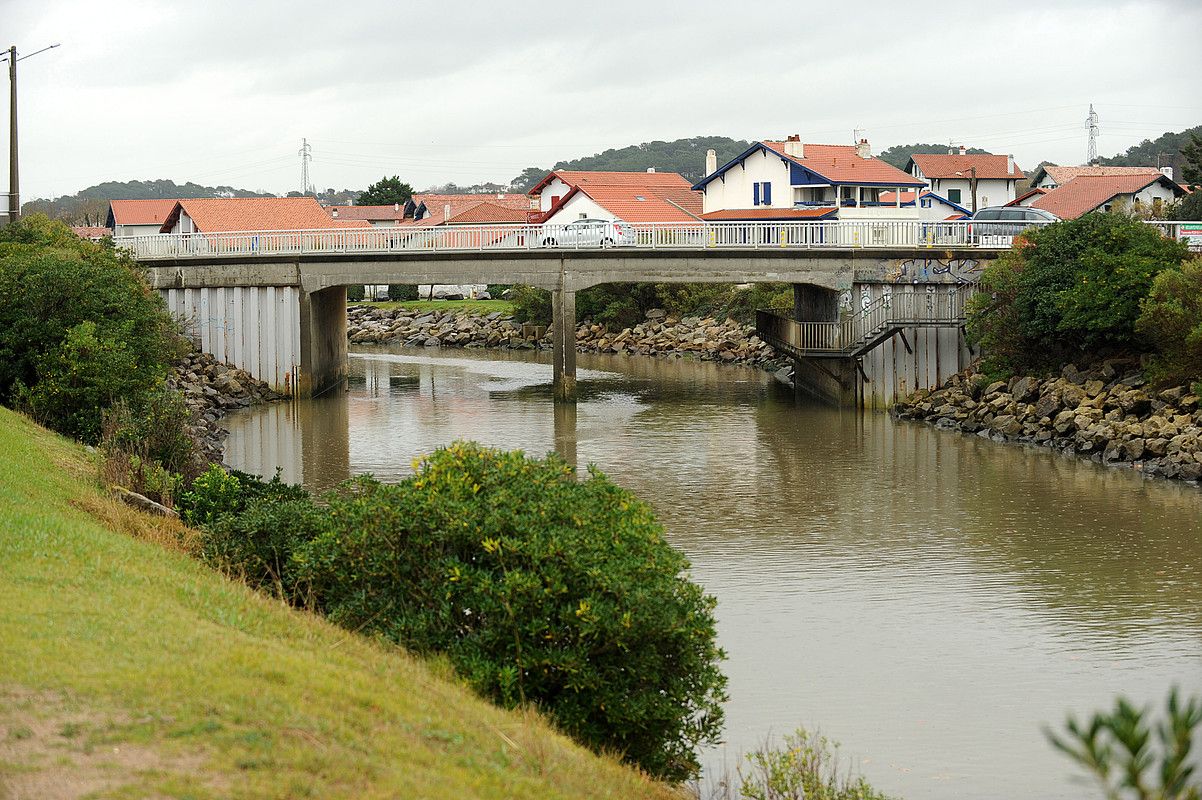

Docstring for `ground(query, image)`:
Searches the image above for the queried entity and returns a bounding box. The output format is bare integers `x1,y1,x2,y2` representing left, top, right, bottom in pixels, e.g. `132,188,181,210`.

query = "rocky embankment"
347,305,782,368
167,350,285,462
893,362,1202,483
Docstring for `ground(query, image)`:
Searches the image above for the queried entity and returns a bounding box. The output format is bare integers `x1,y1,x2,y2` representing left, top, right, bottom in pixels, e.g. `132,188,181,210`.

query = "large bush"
967,214,1190,375
0,215,183,442
291,443,727,780
1138,258,1202,384
387,284,419,301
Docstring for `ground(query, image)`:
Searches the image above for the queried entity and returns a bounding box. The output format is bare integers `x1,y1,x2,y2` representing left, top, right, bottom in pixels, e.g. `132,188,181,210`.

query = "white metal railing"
111,220,1063,260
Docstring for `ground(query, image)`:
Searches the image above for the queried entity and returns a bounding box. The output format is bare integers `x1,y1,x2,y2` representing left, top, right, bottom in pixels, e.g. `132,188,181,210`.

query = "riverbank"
0,406,682,799
347,304,784,370
167,350,286,464
892,361,1202,483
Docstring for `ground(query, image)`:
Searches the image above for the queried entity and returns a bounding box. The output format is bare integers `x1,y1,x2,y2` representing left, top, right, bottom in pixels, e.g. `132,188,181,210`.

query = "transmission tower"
298,138,314,195
1086,104,1099,164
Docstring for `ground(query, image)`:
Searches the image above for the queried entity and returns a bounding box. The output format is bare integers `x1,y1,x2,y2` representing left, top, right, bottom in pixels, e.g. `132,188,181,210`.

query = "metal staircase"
755,285,977,361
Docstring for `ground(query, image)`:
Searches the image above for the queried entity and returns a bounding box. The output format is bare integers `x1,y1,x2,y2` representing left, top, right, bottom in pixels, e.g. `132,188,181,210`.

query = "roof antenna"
853,127,866,144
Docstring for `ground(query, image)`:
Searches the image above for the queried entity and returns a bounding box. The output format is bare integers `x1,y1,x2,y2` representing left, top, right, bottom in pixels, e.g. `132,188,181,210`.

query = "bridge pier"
551,287,577,403
298,284,348,397
791,284,858,406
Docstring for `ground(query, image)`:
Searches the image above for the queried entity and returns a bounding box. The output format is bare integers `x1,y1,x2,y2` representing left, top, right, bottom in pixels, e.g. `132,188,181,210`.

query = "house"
878,191,972,221
529,171,697,215
532,171,702,225
692,136,928,220
106,199,181,237
159,197,371,233
906,149,1024,210
404,193,535,226
1028,164,1163,190
1027,173,1185,219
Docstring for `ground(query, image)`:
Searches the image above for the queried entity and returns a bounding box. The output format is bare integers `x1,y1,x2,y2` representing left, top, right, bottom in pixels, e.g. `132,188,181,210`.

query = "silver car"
540,218,637,248
969,206,1059,239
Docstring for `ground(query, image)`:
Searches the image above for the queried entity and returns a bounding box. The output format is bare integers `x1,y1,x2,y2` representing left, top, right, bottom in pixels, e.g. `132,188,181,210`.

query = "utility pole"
7,46,16,225
298,138,313,196
4,43,60,226
1086,103,1099,165
969,166,978,213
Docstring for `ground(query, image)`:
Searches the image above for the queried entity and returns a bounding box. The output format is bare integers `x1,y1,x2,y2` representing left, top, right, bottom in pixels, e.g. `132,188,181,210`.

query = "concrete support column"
791,283,857,407
298,284,348,398
793,283,839,323
551,287,577,403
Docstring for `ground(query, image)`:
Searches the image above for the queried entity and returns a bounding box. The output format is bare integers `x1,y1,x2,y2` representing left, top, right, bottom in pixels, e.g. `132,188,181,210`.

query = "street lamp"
2,43,61,225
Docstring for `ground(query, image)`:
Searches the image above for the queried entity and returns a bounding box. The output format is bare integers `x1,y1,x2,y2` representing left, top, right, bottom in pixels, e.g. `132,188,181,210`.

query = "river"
222,345,1202,799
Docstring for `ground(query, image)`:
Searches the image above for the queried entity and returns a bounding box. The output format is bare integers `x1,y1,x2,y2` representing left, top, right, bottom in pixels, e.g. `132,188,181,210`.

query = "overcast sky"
4,0,1201,200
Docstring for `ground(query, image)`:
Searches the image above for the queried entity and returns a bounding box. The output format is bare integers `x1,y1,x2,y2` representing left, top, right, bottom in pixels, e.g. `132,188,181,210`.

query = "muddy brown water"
223,346,1202,799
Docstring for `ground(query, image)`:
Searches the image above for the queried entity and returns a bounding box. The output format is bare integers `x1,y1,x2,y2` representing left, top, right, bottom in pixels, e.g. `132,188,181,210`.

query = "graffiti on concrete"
886,257,983,284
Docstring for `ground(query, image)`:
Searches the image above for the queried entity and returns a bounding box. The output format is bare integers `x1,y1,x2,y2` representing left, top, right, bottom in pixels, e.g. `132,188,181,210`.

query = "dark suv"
969,206,1058,238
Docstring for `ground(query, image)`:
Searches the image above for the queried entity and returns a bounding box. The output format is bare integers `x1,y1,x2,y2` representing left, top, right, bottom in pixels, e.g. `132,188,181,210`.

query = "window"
753,182,772,206
947,188,962,204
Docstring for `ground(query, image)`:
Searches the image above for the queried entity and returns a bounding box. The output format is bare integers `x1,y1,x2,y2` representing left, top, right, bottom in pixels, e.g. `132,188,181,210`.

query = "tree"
1180,132,1202,188
1138,258,1202,384
291,443,728,781
966,214,1191,375
355,176,414,206
1047,688,1201,800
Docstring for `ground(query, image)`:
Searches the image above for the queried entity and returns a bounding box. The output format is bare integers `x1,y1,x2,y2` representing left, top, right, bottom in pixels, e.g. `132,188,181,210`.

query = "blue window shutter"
764,182,772,205
753,183,761,206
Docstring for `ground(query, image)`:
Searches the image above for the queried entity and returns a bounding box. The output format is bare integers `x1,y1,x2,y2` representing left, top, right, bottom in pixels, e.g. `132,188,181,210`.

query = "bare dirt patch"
0,687,220,800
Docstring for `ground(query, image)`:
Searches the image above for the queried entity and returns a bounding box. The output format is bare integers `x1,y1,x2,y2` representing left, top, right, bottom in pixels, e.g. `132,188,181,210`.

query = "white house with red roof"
1026,173,1184,219
160,197,371,234
106,199,181,237
692,137,927,221
906,149,1024,210
1029,164,1166,190
530,170,701,226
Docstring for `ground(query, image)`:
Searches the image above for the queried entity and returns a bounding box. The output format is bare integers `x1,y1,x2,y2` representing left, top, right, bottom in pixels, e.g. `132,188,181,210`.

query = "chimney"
1160,165,1174,180
783,134,804,159
855,138,871,159
1007,154,1015,174
443,203,451,221
705,148,718,175
647,167,656,173
331,209,339,218
959,145,967,156
394,202,400,211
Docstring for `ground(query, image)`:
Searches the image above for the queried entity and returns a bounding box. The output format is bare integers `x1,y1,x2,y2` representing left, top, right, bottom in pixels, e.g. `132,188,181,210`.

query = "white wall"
543,192,612,224
702,149,793,214
538,177,573,212
160,285,301,394
114,222,166,237
929,177,1016,208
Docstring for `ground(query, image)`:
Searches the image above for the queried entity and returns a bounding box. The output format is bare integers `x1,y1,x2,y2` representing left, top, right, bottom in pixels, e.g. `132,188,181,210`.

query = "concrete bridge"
120,221,1009,405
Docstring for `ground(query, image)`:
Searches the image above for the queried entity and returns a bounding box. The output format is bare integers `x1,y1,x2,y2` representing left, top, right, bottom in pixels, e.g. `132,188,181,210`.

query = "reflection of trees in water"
752,402,1202,635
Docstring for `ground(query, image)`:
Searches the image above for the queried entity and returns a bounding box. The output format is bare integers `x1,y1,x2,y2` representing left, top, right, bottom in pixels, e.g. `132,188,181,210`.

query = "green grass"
0,407,680,799
353,299,514,315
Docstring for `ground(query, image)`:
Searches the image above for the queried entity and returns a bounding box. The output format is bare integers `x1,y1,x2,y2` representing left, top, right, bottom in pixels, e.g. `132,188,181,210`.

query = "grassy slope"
0,407,679,800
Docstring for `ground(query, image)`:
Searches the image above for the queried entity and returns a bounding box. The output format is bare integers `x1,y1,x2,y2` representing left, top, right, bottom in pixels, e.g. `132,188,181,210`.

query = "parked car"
969,206,1059,239
540,218,637,248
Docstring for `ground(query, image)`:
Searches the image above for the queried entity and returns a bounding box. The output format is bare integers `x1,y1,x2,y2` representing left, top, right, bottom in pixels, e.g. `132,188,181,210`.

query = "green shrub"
732,728,895,800
291,443,727,780
387,284,419,301
346,284,366,302
98,386,199,503
178,464,308,528
0,215,184,444
1046,688,1201,800
967,214,1191,375
202,493,328,598
509,284,552,325
1138,258,1202,384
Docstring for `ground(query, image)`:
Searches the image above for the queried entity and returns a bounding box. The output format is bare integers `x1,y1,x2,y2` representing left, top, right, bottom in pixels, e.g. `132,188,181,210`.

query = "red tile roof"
909,153,1024,180
577,184,702,223
762,142,926,186
108,199,180,226
160,197,371,233
1040,165,1162,186
326,204,405,222
529,170,692,195
72,226,112,240
414,193,534,211
1029,174,1176,219
700,207,836,220
1006,187,1048,206
445,201,531,225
